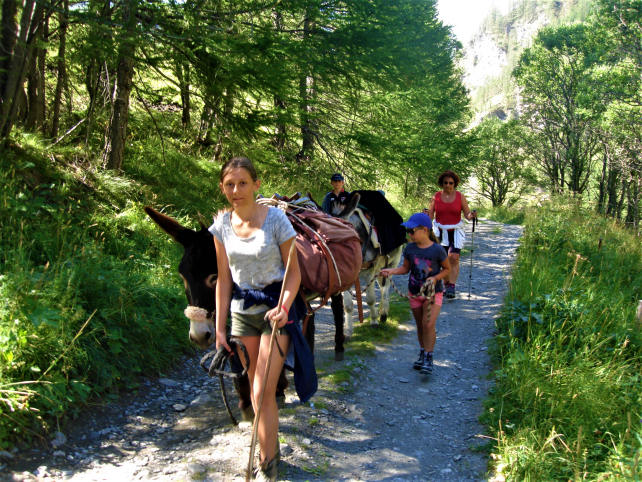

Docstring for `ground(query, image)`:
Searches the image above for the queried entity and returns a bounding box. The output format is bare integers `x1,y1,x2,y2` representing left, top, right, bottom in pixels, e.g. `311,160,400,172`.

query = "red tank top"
434,191,462,225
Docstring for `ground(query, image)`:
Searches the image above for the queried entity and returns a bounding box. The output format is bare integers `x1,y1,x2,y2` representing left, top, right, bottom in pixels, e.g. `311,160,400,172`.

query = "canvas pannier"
259,195,362,306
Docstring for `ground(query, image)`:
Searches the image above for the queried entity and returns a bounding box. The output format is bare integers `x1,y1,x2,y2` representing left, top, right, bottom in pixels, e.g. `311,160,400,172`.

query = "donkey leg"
234,374,254,421
366,280,378,324
379,276,391,324
342,291,354,339
304,312,315,352
379,246,402,324
330,293,345,361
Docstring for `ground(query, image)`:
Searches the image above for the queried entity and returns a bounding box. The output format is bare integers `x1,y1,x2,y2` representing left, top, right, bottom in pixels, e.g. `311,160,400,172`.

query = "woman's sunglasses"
442,181,455,185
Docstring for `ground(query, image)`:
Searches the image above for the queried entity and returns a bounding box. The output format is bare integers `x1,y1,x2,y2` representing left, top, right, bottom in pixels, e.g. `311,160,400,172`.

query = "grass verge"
0,126,222,449
483,200,641,479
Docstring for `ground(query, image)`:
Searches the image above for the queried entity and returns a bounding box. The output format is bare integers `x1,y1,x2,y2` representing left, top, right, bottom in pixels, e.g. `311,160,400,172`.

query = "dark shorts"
440,229,461,254
230,311,286,337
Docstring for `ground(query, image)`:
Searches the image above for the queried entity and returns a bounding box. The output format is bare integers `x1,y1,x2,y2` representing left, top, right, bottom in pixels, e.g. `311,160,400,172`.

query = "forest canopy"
0,0,470,194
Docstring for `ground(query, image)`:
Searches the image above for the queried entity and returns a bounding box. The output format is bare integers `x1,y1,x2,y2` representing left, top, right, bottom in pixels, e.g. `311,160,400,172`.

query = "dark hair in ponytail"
220,156,258,183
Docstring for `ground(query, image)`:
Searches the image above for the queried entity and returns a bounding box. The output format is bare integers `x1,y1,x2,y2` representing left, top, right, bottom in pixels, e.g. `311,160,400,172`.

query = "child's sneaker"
445,283,456,299
420,354,433,374
413,351,425,370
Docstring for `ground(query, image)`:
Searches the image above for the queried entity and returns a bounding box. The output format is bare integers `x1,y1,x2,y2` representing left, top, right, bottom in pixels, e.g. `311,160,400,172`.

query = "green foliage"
477,206,530,226
472,0,594,114
471,118,537,207
0,135,203,448
483,199,641,479
43,0,473,195
514,22,611,194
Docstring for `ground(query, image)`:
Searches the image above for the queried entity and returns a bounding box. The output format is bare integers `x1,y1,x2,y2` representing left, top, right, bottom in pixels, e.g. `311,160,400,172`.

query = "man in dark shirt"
321,173,350,214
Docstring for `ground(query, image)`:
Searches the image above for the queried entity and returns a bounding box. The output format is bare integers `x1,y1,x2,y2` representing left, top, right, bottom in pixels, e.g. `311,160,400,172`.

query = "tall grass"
0,123,226,448
484,200,641,479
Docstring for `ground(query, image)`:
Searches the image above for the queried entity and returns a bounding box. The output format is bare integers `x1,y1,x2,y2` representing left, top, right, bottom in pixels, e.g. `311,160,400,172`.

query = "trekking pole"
246,241,296,481
468,214,477,300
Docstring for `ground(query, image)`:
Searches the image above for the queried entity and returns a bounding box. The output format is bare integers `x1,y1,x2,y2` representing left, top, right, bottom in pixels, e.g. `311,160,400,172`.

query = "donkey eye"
205,273,217,289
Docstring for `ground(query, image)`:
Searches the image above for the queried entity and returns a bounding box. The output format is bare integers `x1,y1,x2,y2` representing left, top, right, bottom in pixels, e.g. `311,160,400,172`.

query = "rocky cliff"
461,0,593,122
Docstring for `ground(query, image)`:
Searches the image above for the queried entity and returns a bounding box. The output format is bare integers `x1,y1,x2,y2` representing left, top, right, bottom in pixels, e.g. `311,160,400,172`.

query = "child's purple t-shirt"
403,242,447,294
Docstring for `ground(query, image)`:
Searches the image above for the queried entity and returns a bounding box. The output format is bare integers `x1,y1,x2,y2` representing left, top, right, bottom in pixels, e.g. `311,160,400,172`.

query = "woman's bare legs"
238,333,290,463
448,252,460,285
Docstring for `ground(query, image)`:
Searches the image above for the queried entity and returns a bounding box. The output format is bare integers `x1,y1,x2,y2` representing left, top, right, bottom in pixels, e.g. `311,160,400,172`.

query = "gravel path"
2,219,522,482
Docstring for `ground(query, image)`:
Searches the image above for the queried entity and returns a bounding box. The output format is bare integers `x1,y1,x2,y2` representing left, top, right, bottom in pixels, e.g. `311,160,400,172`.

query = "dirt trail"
2,219,522,482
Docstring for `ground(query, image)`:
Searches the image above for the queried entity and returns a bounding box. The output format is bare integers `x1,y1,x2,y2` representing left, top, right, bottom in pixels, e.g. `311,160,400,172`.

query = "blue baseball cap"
330,173,344,181
402,212,432,230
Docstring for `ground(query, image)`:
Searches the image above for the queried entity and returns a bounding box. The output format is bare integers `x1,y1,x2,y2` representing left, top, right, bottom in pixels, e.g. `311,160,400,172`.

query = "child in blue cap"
380,212,450,374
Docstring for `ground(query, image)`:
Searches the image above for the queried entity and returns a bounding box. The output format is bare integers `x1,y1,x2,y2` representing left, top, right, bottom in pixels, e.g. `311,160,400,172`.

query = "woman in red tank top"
427,170,476,299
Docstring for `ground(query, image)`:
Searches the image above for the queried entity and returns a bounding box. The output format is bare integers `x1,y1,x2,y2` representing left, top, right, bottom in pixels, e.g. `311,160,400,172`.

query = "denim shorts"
230,311,284,337
441,229,461,254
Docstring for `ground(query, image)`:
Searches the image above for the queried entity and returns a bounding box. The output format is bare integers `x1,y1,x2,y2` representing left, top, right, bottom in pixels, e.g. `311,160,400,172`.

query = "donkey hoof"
380,314,388,324
334,351,344,362
241,406,255,422
276,394,286,408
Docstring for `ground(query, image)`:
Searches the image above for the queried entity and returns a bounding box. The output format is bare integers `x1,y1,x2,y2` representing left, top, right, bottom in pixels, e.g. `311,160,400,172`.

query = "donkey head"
144,207,217,349
329,191,360,218
329,192,380,267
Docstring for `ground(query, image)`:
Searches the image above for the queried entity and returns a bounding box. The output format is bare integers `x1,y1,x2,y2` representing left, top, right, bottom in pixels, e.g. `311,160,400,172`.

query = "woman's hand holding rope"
216,328,230,354
264,304,289,328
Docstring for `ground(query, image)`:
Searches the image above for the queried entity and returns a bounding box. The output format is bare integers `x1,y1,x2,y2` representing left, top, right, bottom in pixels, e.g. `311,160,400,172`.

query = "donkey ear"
338,192,361,218
307,192,322,210
144,206,196,246
196,211,208,230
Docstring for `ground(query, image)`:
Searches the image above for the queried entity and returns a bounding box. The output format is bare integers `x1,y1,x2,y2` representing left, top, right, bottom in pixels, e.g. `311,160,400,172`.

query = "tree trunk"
615,178,628,220
296,9,315,163
25,16,46,131
625,179,639,229
605,163,619,216
103,0,136,170
597,151,608,213
213,89,233,162
297,73,316,162
0,0,43,139
84,0,112,145
0,0,19,95
175,60,190,128
198,96,214,146
272,9,286,152
273,95,287,150
50,0,69,138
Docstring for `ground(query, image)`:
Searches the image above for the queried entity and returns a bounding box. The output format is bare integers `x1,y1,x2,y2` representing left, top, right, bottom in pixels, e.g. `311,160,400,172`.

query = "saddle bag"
287,208,362,305
265,195,362,306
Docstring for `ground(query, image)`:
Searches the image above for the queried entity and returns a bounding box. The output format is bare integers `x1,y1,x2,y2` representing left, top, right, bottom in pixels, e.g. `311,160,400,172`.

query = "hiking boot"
413,351,425,370
445,284,456,299
420,356,433,375
253,456,279,481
